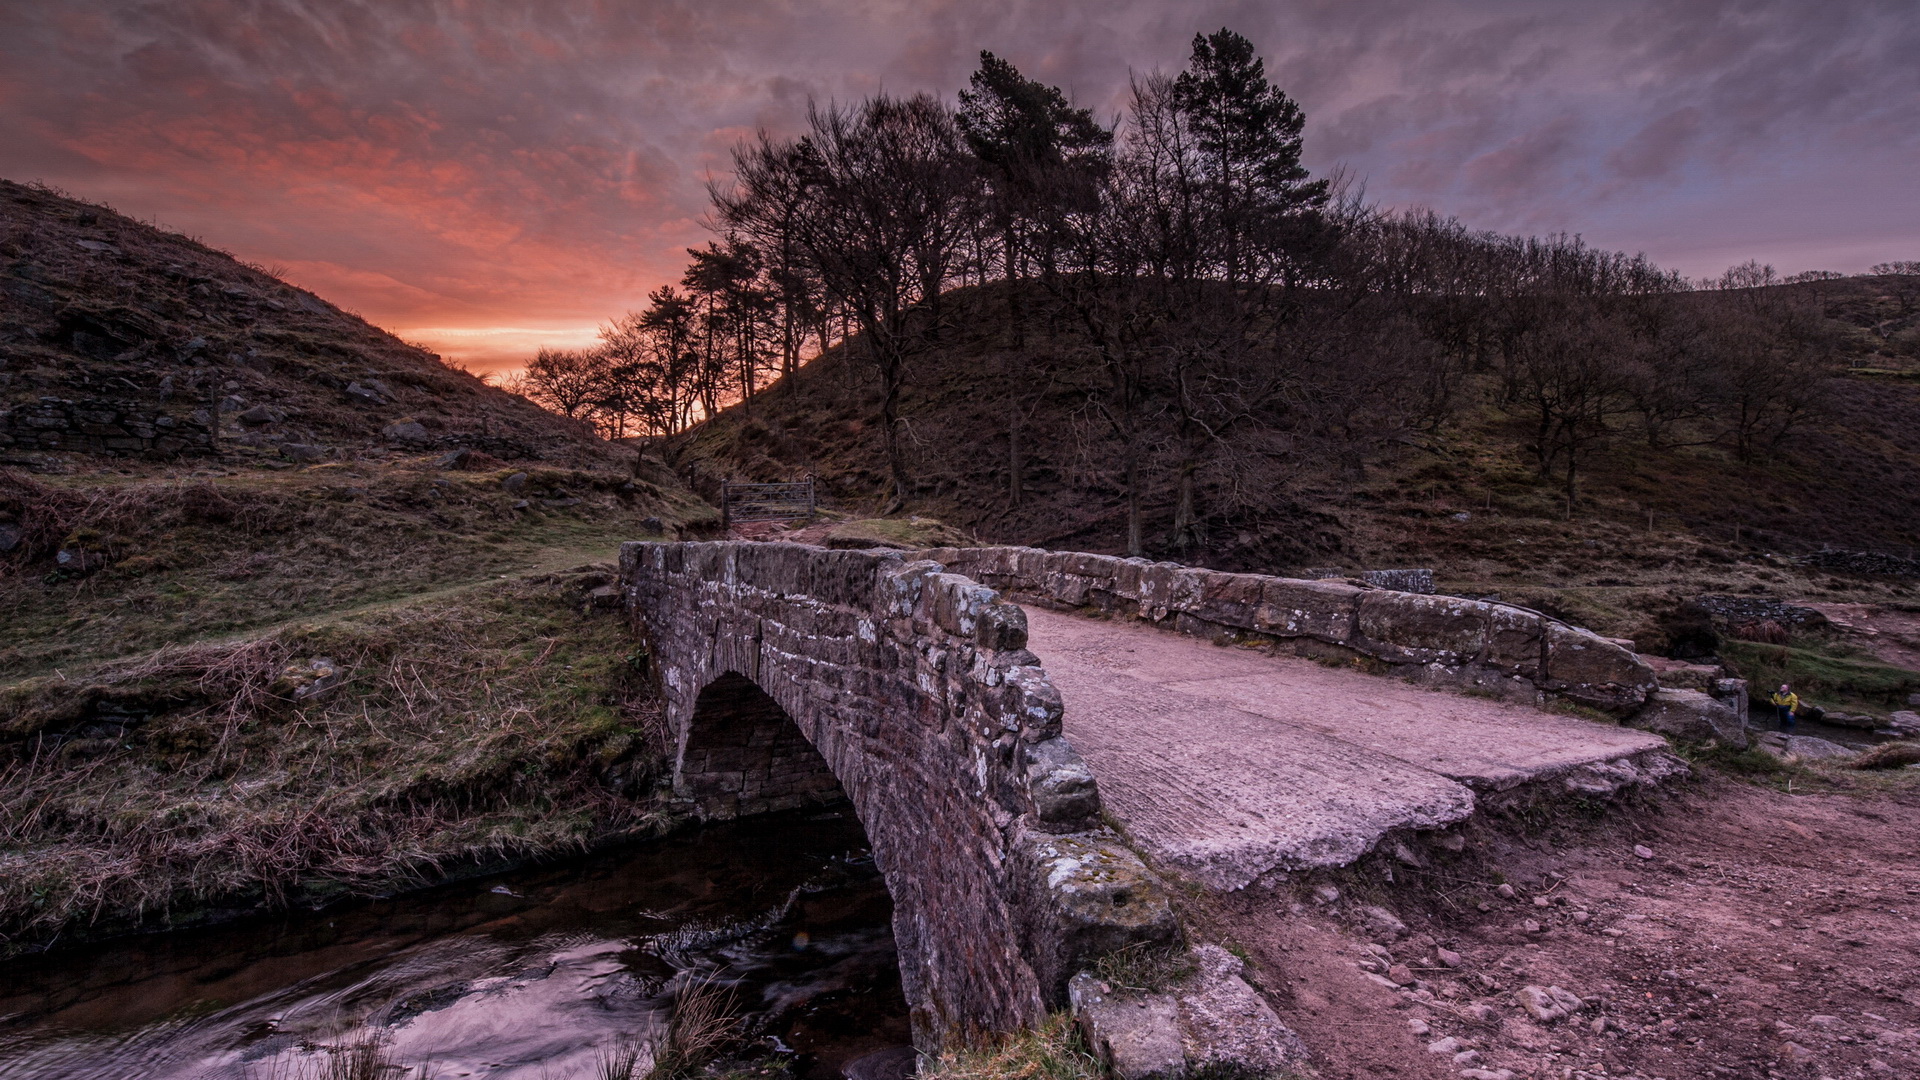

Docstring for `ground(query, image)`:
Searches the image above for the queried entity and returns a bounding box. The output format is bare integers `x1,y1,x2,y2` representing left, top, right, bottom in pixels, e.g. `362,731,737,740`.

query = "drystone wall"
0,396,214,456
620,541,1176,1050
917,546,1658,714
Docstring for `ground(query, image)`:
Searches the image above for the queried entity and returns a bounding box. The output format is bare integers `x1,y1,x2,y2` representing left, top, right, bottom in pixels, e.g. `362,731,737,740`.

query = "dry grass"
645,972,742,1080
246,1032,411,1080
0,570,673,954
918,1014,1099,1080
1848,741,1920,770
0,462,709,681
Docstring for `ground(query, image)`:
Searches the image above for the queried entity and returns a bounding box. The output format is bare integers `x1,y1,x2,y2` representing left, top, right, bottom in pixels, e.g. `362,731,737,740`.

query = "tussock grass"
1848,741,1920,770
647,973,743,1080
919,1014,1098,1080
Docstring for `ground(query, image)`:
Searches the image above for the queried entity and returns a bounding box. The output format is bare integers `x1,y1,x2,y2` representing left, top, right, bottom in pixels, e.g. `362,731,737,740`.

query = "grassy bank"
0,455,716,956
0,570,678,955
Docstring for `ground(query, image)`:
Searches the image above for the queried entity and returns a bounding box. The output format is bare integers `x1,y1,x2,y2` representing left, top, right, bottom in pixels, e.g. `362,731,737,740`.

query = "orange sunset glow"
4,1,1915,377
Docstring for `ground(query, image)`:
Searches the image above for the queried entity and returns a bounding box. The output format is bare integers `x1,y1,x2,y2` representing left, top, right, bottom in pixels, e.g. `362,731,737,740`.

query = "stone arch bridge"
622,540,1684,1050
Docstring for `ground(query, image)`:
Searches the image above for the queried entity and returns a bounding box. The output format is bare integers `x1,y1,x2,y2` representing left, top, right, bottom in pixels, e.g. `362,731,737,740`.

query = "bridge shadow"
682,672,847,820
681,672,916,1075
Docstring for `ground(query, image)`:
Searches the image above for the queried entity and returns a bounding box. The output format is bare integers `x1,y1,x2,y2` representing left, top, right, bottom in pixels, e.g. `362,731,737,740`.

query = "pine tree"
1172,28,1328,284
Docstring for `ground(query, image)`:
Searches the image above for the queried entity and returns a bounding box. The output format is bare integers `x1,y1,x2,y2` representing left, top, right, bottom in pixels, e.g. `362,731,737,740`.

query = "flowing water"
0,807,912,1080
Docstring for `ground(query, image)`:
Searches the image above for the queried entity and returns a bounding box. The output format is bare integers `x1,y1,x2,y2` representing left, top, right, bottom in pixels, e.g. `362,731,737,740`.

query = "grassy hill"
0,181,716,955
0,178,618,465
679,277,1920,647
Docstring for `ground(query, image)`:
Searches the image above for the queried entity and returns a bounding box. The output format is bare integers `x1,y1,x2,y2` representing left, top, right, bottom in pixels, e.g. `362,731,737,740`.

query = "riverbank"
0,566,682,956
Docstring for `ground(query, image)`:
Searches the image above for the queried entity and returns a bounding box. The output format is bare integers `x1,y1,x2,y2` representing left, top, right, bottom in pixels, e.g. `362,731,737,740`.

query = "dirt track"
1195,775,1920,1080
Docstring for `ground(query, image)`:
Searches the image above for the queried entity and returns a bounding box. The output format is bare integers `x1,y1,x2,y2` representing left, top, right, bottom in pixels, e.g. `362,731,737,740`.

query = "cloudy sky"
3,0,1914,373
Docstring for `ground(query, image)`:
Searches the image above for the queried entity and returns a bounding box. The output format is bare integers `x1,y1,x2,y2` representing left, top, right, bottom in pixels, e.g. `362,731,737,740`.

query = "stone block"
974,600,1028,651
1252,578,1361,641
1024,737,1100,831
1354,592,1488,664
1484,604,1544,676
1541,623,1658,713
1020,830,1178,997
1068,975,1185,1080
1176,945,1311,1074
1189,570,1265,624
1627,689,1748,749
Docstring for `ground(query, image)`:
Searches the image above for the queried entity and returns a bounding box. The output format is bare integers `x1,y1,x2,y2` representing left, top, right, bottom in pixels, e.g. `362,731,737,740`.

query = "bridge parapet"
620,541,1176,1049
917,546,1658,714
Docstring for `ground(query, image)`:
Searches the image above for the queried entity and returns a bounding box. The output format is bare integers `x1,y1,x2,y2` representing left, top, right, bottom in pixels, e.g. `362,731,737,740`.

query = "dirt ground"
1192,772,1920,1080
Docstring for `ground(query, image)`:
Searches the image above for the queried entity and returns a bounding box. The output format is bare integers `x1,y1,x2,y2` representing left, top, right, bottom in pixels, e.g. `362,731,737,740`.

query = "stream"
0,807,912,1080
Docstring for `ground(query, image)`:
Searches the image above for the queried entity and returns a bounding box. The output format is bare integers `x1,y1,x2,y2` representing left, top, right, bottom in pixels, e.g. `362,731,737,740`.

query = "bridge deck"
1022,606,1667,892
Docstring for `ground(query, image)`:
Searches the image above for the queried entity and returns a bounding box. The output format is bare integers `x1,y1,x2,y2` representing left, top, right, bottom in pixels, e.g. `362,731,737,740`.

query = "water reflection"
0,808,910,1080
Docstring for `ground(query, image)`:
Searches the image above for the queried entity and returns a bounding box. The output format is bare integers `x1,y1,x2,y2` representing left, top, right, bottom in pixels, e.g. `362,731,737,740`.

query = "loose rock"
1513,985,1583,1024
1360,904,1408,940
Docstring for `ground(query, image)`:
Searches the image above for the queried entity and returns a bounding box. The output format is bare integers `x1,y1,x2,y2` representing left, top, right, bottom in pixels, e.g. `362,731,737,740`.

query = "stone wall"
916,546,1658,714
0,396,214,457
621,540,1176,1050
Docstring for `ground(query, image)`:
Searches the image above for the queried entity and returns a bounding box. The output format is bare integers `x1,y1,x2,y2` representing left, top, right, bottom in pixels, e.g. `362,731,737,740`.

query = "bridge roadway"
1022,605,1669,891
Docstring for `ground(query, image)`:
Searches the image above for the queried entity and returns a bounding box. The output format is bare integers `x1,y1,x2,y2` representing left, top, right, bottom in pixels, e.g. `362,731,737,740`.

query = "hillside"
0,180,716,956
0,178,616,466
679,277,1920,644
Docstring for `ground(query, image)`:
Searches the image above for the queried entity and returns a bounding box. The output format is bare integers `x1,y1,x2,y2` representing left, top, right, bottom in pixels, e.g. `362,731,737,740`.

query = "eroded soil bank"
1193,769,1920,1079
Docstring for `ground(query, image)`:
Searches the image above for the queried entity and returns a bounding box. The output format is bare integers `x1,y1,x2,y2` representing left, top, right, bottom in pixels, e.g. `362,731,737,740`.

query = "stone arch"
623,541,1176,1050
679,671,844,820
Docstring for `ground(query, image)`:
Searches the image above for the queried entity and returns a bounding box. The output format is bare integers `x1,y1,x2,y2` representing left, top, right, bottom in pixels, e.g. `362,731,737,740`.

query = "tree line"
513,28,1897,552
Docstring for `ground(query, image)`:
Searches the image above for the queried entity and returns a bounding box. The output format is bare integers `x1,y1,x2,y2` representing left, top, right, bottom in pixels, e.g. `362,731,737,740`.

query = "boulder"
1628,688,1749,749
1821,712,1881,730
1175,946,1311,1075
237,404,284,426
1885,711,1920,737
381,419,430,444
282,443,327,463
344,380,387,405
1784,735,1857,761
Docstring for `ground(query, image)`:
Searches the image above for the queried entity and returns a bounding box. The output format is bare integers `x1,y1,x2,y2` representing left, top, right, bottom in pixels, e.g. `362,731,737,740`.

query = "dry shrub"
1847,741,1920,770
0,468,85,568
1731,619,1791,645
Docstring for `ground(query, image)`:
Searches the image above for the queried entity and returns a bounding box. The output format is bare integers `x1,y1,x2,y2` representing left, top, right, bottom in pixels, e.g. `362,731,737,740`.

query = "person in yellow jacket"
1769,684,1799,730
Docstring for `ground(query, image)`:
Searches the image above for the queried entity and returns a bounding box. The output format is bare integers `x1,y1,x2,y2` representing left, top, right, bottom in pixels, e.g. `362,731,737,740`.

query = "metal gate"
720,478,816,529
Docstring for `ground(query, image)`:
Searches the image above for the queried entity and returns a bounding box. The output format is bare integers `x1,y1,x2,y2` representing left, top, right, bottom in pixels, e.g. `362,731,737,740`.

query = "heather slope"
0,178,615,465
